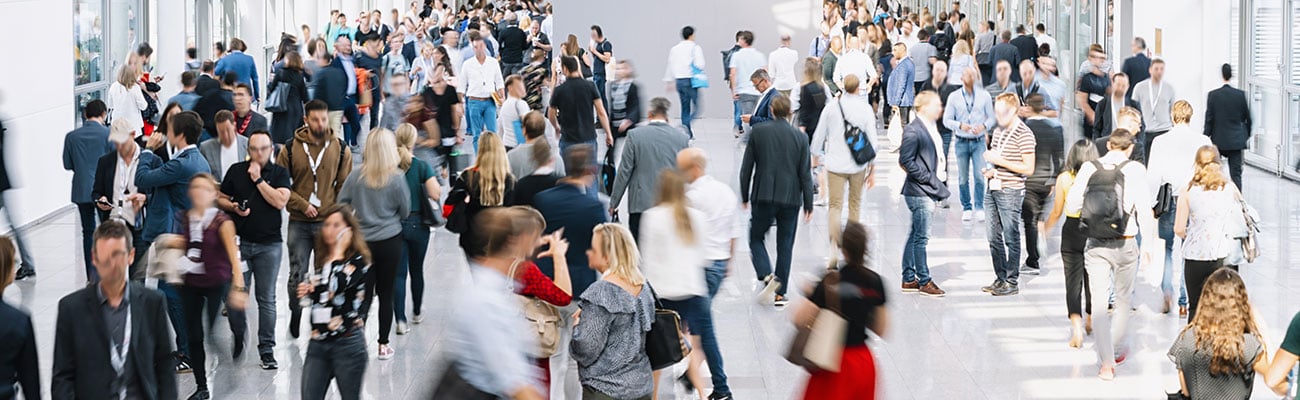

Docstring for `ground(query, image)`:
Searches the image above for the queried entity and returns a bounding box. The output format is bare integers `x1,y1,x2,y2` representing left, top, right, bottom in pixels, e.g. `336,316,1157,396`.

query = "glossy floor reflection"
5,118,1299,399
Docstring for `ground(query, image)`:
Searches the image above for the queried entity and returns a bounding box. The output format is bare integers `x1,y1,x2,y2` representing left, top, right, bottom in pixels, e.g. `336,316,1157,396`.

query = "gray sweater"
571,280,654,399
337,170,410,241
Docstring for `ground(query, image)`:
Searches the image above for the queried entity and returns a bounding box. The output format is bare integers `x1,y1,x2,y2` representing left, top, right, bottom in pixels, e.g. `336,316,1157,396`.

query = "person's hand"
865,172,876,189
455,134,466,145
982,168,995,179
127,193,146,209
419,137,439,148
332,228,353,259
227,290,248,311
235,205,251,217
605,133,613,146
741,114,752,124
305,205,318,218
803,210,813,222
732,92,740,101
983,151,1002,164
296,282,311,298
973,124,985,134
741,202,749,210
1018,106,1031,118
537,231,569,261
665,82,675,93
96,196,112,211
153,74,165,83
609,208,618,218
248,160,262,182
571,308,582,327
619,119,632,132
147,132,166,150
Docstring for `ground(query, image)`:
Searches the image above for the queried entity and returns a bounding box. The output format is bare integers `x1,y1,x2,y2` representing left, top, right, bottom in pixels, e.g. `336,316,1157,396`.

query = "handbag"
443,170,473,234
785,271,847,372
1233,188,1261,264
886,107,903,152
645,284,691,370
1153,182,1174,219
430,362,499,400
690,45,709,89
264,81,291,113
415,170,445,228
506,260,563,358
600,148,617,195
839,99,877,165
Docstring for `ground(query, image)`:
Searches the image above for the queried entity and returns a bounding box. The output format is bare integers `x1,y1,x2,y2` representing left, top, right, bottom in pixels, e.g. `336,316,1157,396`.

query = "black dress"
269,67,309,145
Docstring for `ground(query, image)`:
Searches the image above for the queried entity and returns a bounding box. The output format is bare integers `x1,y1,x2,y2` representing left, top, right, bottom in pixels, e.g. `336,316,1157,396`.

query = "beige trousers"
827,168,867,267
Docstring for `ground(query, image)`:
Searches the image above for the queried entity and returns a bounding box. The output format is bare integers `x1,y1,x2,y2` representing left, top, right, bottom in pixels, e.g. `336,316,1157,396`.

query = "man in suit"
898,91,950,297
92,123,147,279
195,61,220,96
52,220,178,400
199,110,250,182
610,97,689,238
989,31,1021,83
1120,37,1151,98
1092,73,1145,159
64,99,114,283
740,95,814,307
193,72,237,142
1205,64,1252,190
740,69,778,131
887,43,916,123
1010,25,1039,66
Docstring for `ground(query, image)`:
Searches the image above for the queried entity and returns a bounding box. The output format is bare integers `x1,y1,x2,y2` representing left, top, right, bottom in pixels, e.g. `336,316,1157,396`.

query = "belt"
467,96,492,101
1122,235,1136,240
957,136,984,141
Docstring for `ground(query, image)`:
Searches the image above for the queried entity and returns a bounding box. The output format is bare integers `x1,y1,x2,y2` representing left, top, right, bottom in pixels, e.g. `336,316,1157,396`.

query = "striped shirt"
990,120,1036,190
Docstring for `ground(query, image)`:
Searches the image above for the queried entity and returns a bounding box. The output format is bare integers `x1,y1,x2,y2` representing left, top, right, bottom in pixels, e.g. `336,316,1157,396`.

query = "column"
154,0,186,102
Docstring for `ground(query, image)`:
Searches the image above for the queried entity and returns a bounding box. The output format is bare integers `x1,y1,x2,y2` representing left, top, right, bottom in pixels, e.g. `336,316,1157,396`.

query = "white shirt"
638,205,708,300
220,141,238,180
458,55,504,98
1146,125,1213,195
663,40,706,81
833,49,877,89
1065,151,1155,236
685,176,743,260
729,47,766,96
1034,33,1057,55
768,46,800,91
108,82,148,137
496,97,531,148
812,95,877,174
921,119,947,181
112,146,141,225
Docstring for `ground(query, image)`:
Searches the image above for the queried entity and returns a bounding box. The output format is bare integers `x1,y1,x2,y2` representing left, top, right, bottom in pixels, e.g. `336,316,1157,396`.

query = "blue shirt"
449,264,537,397
62,121,112,203
135,146,210,241
942,88,997,139
887,57,916,107
338,54,358,96
168,91,201,111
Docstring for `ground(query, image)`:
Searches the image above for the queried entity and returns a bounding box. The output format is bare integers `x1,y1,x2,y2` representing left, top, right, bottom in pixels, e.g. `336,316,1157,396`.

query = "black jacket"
193,89,235,139
1010,34,1038,64
899,119,951,201
0,119,11,192
195,74,221,97
1024,118,1065,187
52,283,178,400
989,42,1021,83
1121,53,1152,97
797,82,827,138
91,151,119,222
0,300,38,400
313,62,349,111
1204,84,1252,151
1091,96,1143,140
740,119,814,210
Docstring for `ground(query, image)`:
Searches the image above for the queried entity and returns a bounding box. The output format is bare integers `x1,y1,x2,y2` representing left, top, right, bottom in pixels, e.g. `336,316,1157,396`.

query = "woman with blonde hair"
947,41,975,85
108,62,149,137
572,223,655,400
450,131,516,257
1175,145,1241,322
391,124,442,333
338,128,411,359
1168,268,1273,399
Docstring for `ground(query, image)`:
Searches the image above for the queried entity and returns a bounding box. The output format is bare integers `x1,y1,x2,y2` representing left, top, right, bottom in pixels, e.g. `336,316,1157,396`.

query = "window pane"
1229,0,1241,87
1292,0,1300,84
74,0,105,86
1251,1,1283,81
74,89,105,127
109,0,141,74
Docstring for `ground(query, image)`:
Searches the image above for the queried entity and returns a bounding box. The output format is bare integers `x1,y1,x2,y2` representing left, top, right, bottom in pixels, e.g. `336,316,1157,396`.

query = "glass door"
1248,85,1286,171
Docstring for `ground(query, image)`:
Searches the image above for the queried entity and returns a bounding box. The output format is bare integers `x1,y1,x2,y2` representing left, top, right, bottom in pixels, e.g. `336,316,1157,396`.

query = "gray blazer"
610,121,689,214
740,119,814,210
198,135,248,182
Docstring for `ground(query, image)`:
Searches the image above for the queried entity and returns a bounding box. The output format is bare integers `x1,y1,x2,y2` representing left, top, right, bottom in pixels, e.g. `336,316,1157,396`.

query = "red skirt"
801,345,877,400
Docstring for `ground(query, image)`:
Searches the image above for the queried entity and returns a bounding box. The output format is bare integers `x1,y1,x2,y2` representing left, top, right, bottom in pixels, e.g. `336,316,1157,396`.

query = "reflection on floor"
6,118,1299,399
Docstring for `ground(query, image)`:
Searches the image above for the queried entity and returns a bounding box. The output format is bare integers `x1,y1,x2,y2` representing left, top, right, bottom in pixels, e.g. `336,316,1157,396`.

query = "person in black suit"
92,125,147,280
1120,38,1151,98
1205,64,1252,190
989,31,1021,83
52,220,178,400
739,95,813,307
898,90,951,297
0,236,39,400
193,72,238,142
195,61,220,96
1009,25,1039,66
1092,73,1145,159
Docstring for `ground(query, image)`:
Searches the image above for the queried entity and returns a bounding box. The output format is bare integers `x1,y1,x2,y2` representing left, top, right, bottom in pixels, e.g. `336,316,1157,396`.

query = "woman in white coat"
107,63,147,139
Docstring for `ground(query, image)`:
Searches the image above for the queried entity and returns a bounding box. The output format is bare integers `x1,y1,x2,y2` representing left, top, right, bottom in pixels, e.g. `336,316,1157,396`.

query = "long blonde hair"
1190,145,1228,191
361,128,399,188
1184,268,1261,376
394,123,417,171
592,223,646,286
472,131,511,206
118,63,139,88
654,170,695,245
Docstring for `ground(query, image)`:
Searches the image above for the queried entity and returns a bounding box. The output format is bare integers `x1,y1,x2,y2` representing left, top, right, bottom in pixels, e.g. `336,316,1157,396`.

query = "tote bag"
786,271,847,372
264,81,291,113
645,284,691,370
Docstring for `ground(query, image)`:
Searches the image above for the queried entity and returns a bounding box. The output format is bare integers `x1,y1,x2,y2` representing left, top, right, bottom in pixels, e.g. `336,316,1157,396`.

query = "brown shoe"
901,280,920,292
918,282,945,297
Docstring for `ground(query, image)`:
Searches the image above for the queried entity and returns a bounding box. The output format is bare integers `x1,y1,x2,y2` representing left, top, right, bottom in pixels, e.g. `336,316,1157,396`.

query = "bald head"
677,148,709,182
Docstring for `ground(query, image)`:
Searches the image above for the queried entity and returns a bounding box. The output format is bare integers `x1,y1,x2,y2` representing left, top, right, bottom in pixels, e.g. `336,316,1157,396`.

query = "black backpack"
1079,160,1133,239
838,99,876,165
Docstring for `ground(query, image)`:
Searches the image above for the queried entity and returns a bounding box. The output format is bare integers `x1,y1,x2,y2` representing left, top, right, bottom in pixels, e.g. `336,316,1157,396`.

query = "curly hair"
1184,268,1261,376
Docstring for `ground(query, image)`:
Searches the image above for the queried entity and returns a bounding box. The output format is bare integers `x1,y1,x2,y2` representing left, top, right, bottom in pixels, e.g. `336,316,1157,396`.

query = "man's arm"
609,136,635,207
739,138,755,204
897,129,929,183
134,152,186,189
798,142,815,212
63,135,75,171
1203,92,1216,138
593,98,613,144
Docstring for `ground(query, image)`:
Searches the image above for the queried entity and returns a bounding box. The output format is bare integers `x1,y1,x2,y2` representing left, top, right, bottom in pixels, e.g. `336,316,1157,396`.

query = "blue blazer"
215,51,261,99
887,57,916,107
749,89,778,126
135,147,210,241
898,119,950,201
63,121,112,203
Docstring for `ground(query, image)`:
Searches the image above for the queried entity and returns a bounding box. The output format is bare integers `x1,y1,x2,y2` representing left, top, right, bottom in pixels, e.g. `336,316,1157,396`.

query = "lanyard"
303,140,330,178
109,301,132,400
236,112,253,135
1148,81,1163,106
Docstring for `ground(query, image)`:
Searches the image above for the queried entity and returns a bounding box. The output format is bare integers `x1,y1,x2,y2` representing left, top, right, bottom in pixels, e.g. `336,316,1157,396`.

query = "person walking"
93,120,147,279
1091,73,1143,156
450,131,516,258
392,124,441,332
550,56,614,150
278,100,353,338
909,30,938,93
52,221,178,400
886,43,916,122
731,31,768,134
944,67,995,222
812,75,877,267
1204,64,1252,191
570,223,655,400
608,60,643,161
338,128,410,360
664,26,706,138
108,64,149,140
677,147,738,399
822,36,844,96
460,30,506,149
609,98,689,237
1174,145,1242,322
296,205,373,400
0,236,38,400
989,31,1020,84
1043,139,1100,348
740,96,814,306
833,37,878,99
1147,100,1210,317
215,130,290,370
589,25,614,103
215,38,261,102
897,91,949,297
768,35,799,98
497,75,533,149
1120,38,1151,97
268,52,310,146
798,58,830,142
64,100,113,282
1131,59,1174,162
1020,94,1064,275
1167,269,1272,399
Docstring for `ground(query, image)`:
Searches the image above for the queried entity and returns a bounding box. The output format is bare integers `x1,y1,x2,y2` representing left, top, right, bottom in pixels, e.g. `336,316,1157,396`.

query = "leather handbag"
506,260,563,358
786,271,847,372
264,81,290,113
645,284,691,370
443,170,474,234
1152,182,1174,218
415,173,444,228
839,99,877,165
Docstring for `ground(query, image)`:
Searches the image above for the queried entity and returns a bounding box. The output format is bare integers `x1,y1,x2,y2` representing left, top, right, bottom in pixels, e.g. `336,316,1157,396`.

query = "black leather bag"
645,285,691,370
1153,182,1174,219
443,170,473,234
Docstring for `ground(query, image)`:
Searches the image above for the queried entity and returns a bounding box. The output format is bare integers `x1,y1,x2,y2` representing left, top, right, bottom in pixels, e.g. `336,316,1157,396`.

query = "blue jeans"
659,295,729,394
902,196,935,285
241,241,283,356
731,95,742,132
675,78,698,138
749,203,799,296
594,74,608,105
466,98,498,149
286,220,322,331
156,275,189,356
988,188,1025,285
705,259,727,298
396,216,432,322
1158,205,1188,306
954,138,986,211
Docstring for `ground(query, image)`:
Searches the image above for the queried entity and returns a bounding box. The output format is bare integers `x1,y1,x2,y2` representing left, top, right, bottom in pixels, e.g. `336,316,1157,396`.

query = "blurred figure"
392,124,441,332
450,131,516,257
108,63,149,139
1147,100,1208,317
94,119,147,279
1168,269,1271,399
338,128,410,360
741,95,814,307
1044,140,1101,348
0,235,38,399
571,223,654,400
269,52,310,145
504,207,573,395
65,99,113,282
296,205,373,400
812,75,877,268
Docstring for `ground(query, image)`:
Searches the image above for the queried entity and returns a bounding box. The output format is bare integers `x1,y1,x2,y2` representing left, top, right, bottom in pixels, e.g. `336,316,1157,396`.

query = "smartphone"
95,199,113,207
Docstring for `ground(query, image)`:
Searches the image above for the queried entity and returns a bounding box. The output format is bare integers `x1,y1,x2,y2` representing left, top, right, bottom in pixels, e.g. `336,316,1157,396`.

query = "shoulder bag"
506,260,563,358
415,169,445,228
690,45,709,89
839,99,877,165
443,169,474,234
785,270,847,372
264,80,290,113
1228,187,1261,264
1152,182,1174,219
645,284,691,370
886,107,903,152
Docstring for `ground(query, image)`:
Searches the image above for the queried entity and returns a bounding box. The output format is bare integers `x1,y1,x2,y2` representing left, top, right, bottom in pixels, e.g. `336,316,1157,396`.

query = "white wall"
1128,0,1235,130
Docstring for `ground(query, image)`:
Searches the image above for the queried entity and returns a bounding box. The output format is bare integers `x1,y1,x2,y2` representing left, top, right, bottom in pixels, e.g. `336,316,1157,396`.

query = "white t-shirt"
220,142,238,181
497,97,531,148
729,47,767,96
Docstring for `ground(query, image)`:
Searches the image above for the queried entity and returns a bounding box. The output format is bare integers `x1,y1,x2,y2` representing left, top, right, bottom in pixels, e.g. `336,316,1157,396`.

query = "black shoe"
187,388,210,400
175,353,192,374
232,338,245,360
981,280,1004,293
289,310,301,339
678,374,694,392
991,283,1019,296
14,267,34,280
708,391,734,400
1021,265,1041,275
259,353,278,370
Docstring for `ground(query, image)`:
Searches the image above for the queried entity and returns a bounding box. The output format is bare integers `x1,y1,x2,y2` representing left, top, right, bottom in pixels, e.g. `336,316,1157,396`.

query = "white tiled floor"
6,118,1299,399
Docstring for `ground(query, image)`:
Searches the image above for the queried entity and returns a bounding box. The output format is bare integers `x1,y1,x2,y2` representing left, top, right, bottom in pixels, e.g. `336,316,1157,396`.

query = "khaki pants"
827,168,867,267
328,111,344,141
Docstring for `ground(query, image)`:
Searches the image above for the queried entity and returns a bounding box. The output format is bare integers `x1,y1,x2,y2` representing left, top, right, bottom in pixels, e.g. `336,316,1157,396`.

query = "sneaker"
412,314,423,324
918,282,945,297
1021,265,1040,275
14,267,34,280
756,275,780,305
774,295,789,307
981,280,1004,293
1114,350,1128,366
708,391,734,400
187,389,210,400
378,344,395,360
975,210,986,222
991,283,1019,296
175,354,192,374
259,353,278,370
396,321,410,335
961,210,973,221
901,280,920,292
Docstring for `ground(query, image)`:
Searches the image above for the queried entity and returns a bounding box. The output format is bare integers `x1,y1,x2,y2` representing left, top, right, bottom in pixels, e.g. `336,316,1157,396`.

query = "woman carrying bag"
1175,145,1242,322
571,223,655,400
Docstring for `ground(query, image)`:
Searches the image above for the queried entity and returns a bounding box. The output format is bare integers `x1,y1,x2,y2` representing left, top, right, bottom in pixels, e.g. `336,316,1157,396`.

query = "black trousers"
181,283,242,389
1022,182,1053,269
1221,149,1245,191
1062,217,1092,317
1184,258,1236,321
628,212,643,242
363,234,403,345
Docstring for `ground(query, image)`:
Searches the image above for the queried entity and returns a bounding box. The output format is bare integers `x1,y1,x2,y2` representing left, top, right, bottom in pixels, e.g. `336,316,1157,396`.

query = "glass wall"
1244,0,1300,176
74,0,146,126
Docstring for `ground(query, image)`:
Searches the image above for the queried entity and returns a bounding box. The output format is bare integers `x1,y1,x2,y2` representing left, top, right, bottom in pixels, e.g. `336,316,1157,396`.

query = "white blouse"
108,81,148,137
1182,186,1238,261
638,205,708,300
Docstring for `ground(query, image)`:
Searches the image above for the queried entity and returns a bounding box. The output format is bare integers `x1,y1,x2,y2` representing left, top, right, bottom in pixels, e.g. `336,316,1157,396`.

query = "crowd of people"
0,0,1296,400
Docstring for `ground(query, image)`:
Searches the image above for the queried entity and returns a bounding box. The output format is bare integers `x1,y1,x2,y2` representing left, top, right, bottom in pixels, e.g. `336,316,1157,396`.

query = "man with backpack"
981,93,1037,297
1063,128,1157,381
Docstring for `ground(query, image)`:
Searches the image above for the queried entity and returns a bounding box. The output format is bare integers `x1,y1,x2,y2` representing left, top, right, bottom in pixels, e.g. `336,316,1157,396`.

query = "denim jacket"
886,57,915,107
942,88,997,139
135,146,210,241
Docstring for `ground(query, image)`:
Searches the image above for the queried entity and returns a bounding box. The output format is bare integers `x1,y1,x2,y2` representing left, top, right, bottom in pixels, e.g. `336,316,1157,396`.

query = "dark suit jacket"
0,301,39,400
194,89,235,140
313,64,349,111
748,89,778,126
91,152,119,222
1204,84,1252,151
1010,34,1038,64
899,119,951,200
740,119,814,210
989,42,1021,83
52,283,178,400
1121,53,1151,97
195,74,220,96
1092,96,1146,161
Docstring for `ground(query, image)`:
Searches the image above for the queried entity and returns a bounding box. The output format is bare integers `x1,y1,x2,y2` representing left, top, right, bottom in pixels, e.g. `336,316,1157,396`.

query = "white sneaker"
756,275,780,306
961,210,973,221
396,322,410,335
975,210,986,222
